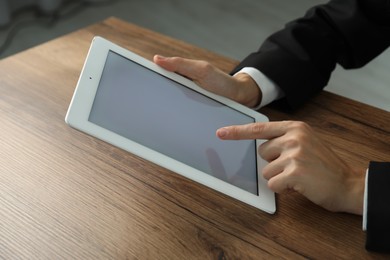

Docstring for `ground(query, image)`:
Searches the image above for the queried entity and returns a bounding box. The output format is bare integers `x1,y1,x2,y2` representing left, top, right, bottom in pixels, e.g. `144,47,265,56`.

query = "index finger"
216,121,290,140
153,55,209,81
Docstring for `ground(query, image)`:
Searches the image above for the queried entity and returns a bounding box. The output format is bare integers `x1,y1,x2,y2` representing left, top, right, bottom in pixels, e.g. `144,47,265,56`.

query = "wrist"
233,73,262,108
343,167,366,215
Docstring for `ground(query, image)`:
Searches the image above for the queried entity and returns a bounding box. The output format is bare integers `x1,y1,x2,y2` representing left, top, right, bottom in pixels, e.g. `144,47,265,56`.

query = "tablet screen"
89,51,258,195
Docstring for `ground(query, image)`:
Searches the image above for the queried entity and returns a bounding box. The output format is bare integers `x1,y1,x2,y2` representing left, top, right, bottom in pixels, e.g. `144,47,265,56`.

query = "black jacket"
233,0,390,252
232,0,390,109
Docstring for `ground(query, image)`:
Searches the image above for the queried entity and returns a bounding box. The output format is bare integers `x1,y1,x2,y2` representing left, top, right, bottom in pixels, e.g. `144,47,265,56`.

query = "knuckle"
198,60,212,70
262,165,272,180
283,123,311,149
267,178,282,193
258,143,266,157
250,123,265,136
230,126,239,139
291,121,311,132
285,157,304,178
267,178,277,191
197,61,213,78
168,57,183,70
284,138,300,149
170,56,182,63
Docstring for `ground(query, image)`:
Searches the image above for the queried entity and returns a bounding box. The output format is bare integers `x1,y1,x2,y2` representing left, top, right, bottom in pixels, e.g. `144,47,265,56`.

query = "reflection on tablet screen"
89,51,259,195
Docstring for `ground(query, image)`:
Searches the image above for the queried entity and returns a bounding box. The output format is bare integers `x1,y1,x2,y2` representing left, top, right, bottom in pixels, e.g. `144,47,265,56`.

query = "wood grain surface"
0,17,389,259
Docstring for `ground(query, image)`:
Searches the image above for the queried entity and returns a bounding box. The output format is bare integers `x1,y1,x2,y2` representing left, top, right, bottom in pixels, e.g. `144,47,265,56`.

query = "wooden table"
1,17,389,259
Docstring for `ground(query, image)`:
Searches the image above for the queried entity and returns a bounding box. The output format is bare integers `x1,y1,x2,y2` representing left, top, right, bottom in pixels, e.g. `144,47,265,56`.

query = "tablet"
65,36,275,214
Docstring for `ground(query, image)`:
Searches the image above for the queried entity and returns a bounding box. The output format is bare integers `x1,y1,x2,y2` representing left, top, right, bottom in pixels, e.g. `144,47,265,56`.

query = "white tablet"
65,36,275,214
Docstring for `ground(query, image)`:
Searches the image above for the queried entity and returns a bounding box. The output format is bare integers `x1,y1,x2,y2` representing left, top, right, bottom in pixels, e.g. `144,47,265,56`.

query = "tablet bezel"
65,36,275,214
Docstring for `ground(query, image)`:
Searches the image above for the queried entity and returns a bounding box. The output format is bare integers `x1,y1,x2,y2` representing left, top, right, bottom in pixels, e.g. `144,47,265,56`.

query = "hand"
216,121,365,215
153,55,262,108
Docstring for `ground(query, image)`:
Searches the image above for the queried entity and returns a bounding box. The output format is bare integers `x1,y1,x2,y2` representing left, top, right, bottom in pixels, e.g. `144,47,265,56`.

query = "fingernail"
155,55,166,60
217,128,228,138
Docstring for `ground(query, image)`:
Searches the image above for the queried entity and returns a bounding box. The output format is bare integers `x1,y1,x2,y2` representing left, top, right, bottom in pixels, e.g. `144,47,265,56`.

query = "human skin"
216,121,365,215
154,55,366,215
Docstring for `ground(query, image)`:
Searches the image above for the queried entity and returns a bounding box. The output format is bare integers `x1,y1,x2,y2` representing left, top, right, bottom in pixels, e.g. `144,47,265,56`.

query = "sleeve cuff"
234,67,284,109
365,161,390,252
363,168,368,231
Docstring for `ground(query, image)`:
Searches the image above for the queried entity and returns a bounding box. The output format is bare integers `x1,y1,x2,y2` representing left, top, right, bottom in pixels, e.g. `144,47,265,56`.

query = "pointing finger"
216,121,290,140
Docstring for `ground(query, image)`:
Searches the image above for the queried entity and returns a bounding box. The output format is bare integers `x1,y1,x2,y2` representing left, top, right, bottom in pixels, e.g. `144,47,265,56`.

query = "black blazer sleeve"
366,162,390,252
232,0,390,109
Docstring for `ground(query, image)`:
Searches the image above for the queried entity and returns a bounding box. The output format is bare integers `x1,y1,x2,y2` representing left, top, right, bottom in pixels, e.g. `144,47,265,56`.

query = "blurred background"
0,0,389,111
